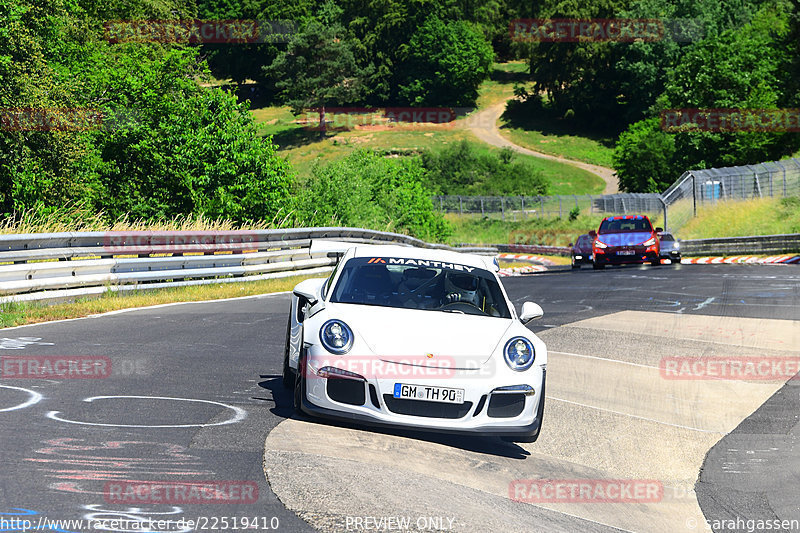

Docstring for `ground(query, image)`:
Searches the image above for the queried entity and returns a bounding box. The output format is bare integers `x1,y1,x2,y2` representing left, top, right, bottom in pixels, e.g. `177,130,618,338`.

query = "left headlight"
504,337,535,371
320,320,354,354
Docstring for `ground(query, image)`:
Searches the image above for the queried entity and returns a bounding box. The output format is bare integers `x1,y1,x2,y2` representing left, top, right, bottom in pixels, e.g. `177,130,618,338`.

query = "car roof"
601,215,650,221
349,244,494,271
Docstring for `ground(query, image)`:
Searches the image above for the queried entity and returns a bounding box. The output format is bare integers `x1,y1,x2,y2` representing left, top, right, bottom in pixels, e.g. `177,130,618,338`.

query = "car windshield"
330,257,512,318
660,233,674,241
599,217,653,233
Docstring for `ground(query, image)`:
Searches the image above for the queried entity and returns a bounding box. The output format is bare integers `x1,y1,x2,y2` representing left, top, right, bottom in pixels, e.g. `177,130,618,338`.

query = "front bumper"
594,246,658,265
300,355,545,438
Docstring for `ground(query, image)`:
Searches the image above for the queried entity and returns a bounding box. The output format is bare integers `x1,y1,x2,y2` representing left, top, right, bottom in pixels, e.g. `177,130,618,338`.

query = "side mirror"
568,243,573,248
589,230,597,238
519,302,544,324
655,227,663,233
293,278,324,304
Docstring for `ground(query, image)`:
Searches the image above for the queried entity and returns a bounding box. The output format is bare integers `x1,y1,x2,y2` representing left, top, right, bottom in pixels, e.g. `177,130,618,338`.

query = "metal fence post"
501,197,505,221
558,196,562,218
521,196,525,219
480,198,484,216
459,195,463,215
692,172,697,217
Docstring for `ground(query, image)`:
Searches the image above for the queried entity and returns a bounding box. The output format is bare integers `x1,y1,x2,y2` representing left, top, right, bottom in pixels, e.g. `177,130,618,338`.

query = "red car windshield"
598,217,653,233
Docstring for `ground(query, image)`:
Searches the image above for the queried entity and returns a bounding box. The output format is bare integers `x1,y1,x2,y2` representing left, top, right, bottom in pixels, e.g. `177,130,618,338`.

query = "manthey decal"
367,257,476,273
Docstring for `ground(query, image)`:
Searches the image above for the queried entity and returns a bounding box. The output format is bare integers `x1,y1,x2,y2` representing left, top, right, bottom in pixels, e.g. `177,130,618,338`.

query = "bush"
613,118,680,192
295,150,450,241
421,140,548,196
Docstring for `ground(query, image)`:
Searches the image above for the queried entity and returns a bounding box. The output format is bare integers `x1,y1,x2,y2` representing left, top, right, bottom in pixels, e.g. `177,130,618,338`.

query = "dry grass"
0,204,297,235
0,273,327,329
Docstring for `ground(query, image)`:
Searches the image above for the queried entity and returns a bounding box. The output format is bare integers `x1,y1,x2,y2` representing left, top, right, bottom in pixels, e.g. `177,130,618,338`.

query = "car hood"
597,231,654,246
327,303,513,367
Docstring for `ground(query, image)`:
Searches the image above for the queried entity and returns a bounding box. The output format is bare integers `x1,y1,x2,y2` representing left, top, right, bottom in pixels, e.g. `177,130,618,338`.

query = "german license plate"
393,383,464,404
617,250,635,255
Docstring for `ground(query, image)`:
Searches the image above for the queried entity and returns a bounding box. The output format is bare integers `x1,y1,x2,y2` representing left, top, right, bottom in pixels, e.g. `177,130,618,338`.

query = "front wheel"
650,258,661,266
293,352,306,414
592,261,604,270
281,313,294,388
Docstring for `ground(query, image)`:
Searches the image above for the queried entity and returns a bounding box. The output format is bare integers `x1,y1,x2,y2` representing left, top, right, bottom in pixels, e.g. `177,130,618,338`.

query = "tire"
281,312,295,388
592,261,604,270
293,351,306,414
650,258,661,266
571,256,579,269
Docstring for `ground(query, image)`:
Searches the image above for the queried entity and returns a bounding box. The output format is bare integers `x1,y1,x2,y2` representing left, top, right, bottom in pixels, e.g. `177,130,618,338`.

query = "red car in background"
591,215,662,270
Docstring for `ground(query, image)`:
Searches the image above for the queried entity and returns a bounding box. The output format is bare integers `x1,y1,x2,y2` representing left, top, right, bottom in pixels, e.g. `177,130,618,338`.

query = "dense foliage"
295,150,450,241
421,140,548,196
1,0,293,224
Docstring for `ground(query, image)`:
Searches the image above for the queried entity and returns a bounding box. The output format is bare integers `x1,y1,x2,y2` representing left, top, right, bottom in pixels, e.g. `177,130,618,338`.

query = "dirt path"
466,101,619,194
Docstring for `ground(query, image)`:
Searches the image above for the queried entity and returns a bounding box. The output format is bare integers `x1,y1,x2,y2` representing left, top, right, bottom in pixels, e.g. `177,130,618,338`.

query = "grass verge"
0,273,326,329
677,197,800,239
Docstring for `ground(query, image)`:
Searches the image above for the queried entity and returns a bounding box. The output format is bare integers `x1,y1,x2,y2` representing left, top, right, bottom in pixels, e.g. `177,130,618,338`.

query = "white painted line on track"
550,351,660,370
46,395,247,428
0,290,294,332
547,396,722,434
0,385,44,412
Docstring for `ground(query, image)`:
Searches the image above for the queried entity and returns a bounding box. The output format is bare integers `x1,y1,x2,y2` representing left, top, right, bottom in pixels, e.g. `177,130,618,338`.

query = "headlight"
504,337,535,371
319,320,353,354
643,237,656,246
594,240,607,249
674,242,680,249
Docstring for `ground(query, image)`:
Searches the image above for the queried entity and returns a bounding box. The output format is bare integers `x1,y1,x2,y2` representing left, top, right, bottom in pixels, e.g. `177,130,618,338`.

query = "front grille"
383,395,473,419
327,378,366,406
487,393,526,418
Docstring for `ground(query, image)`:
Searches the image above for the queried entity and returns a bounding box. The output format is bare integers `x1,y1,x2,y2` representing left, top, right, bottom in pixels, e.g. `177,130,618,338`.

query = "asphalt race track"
1,263,798,533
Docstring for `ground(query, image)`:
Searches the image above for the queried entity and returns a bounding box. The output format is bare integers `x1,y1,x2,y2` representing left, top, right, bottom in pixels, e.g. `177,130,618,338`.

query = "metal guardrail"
679,233,800,256
0,227,497,302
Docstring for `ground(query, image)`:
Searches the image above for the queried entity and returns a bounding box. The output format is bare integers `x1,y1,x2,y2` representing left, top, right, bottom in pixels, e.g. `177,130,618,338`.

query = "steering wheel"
440,301,485,315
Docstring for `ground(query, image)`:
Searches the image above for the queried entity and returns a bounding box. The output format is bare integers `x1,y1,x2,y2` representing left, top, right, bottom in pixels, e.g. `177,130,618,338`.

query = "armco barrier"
679,233,800,256
0,228,496,303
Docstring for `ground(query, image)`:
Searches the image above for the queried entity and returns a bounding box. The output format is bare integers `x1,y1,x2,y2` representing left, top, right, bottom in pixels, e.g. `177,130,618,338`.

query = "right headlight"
594,240,608,249
319,320,354,354
504,337,535,371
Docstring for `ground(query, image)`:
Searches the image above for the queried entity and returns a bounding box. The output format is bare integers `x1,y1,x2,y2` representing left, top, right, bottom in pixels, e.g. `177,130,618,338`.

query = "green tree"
264,9,369,131
613,117,678,192
397,17,493,106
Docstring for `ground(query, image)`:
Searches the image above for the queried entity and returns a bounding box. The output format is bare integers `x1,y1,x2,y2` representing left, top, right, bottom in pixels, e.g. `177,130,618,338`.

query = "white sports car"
282,243,547,442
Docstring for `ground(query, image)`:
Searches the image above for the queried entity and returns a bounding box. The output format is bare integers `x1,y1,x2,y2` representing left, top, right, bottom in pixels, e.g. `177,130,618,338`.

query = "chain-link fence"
433,157,800,232
432,193,664,222
661,158,800,232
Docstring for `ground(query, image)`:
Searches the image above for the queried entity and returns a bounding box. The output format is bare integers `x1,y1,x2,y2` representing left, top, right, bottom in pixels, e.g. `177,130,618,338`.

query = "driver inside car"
443,271,480,307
